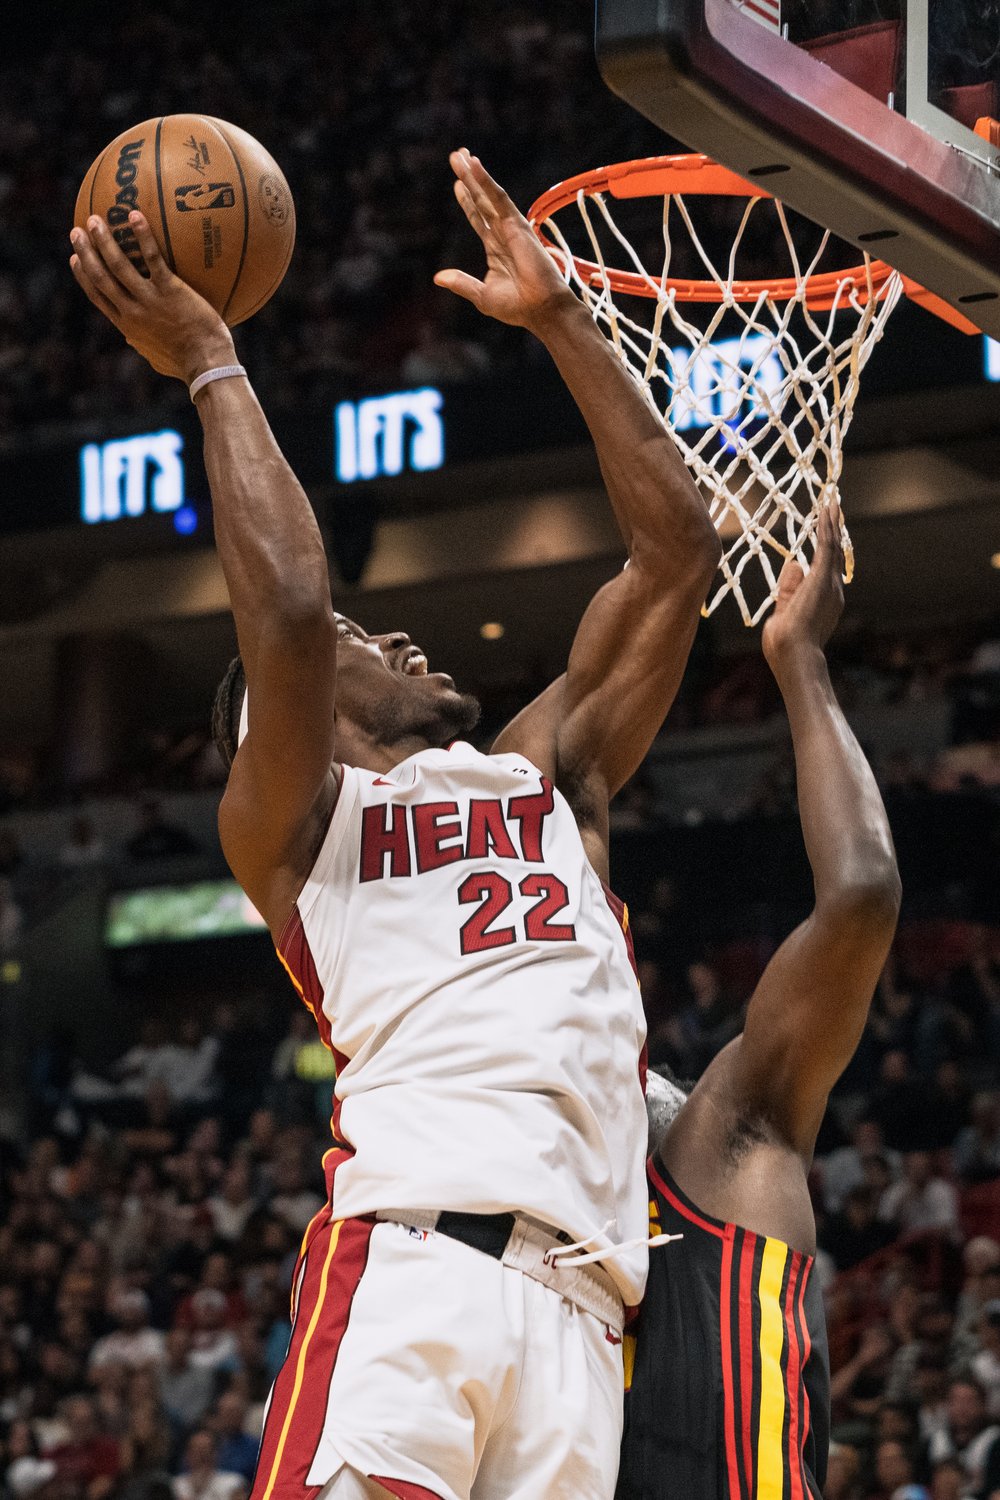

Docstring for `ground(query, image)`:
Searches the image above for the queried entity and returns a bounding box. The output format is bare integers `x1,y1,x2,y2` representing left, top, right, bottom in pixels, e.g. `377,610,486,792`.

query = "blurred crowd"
0,0,672,438
1,855,999,1500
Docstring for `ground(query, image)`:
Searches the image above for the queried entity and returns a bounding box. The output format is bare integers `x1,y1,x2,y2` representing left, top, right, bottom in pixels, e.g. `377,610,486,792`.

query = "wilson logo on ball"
174,183,236,212
107,138,146,271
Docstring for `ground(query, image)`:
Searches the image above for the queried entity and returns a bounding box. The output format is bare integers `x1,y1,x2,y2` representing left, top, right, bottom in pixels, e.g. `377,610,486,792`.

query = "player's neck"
334,722,443,774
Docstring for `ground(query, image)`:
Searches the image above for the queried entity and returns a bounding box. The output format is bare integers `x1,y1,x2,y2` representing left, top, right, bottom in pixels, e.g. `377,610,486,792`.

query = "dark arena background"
2,4,1000,1500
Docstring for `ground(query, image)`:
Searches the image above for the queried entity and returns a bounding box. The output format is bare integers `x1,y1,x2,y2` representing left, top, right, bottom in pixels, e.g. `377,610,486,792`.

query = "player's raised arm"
717,507,900,1159
436,150,721,876
69,213,337,928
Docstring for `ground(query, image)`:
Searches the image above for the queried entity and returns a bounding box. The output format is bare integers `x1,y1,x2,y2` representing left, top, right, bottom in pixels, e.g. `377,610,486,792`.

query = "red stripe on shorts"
784,1253,806,1500
718,1225,742,1500
369,1481,445,1500
250,1178,373,1500
738,1231,758,1494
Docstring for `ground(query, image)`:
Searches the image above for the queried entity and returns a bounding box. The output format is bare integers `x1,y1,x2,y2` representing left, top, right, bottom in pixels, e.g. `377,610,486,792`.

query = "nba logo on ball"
174,183,237,212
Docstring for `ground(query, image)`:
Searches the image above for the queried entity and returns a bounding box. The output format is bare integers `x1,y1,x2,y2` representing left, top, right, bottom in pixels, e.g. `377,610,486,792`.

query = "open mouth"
400,649,428,677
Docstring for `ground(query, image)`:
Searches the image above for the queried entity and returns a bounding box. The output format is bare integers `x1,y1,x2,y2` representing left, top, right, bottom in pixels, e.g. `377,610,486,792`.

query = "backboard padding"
596,0,1000,336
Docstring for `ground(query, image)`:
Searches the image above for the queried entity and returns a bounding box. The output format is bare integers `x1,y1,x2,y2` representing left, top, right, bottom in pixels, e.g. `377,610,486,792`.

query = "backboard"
595,0,1000,337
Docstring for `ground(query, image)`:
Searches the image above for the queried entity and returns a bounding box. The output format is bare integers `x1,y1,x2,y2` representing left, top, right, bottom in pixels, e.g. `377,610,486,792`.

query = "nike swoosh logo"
372,778,394,786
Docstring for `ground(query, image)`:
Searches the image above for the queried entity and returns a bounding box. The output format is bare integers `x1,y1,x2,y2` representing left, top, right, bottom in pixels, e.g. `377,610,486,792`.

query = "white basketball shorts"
249,1153,626,1500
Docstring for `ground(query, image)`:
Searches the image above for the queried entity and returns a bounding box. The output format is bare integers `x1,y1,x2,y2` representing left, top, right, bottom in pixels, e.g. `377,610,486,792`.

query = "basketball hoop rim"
528,152,978,328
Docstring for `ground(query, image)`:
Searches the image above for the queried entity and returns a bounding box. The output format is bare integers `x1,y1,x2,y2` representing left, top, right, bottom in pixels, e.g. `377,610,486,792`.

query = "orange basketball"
74,115,296,326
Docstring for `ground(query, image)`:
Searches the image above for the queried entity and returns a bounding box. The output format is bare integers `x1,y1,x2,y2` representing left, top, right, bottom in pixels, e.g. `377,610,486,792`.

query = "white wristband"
189,364,247,402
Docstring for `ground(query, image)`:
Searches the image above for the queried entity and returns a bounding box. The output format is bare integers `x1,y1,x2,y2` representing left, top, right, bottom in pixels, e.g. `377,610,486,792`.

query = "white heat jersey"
277,740,649,1305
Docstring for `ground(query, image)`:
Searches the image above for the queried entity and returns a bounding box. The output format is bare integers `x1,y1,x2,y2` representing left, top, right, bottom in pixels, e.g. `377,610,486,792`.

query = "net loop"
531,155,904,625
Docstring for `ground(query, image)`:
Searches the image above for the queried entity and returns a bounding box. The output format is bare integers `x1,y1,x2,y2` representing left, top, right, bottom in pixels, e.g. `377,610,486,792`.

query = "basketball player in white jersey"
69,149,721,1500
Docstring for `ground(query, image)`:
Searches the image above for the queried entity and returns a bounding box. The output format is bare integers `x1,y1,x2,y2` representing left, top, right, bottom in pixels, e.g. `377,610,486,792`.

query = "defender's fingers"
776,559,805,595
453,181,490,242
433,269,484,307
86,215,151,297
128,212,172,288
452,149,503,224
467,153,516,217
70,253,124,324
816,504,840,558
70,229,132,313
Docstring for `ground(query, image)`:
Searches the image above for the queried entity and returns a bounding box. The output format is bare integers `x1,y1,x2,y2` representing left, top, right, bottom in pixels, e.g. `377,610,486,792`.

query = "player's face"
333,614,480,747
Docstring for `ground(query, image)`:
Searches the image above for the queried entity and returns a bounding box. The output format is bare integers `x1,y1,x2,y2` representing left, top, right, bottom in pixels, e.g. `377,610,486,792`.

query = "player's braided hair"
211,655,246,772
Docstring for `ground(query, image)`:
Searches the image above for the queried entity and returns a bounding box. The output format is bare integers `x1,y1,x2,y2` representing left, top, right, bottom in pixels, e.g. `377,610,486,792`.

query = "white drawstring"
543,1217,683,1269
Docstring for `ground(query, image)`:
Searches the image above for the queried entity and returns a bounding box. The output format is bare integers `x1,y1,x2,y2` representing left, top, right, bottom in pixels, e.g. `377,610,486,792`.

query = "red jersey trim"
647,1156,726,1241
370,1481,445,1500
276,907,350,1144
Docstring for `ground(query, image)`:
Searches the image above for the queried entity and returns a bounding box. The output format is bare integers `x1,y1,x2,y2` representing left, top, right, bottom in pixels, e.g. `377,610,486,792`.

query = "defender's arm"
70,215,337,924
437,152,719,877
711,510,900,1160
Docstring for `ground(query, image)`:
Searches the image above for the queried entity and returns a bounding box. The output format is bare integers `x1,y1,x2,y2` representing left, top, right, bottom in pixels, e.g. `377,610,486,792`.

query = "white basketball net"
539,188,904,625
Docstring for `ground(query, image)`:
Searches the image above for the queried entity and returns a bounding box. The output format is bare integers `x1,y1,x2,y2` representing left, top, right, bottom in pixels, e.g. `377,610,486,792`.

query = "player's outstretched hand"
70,212,235,383
435,149,577,333
761,503,846,672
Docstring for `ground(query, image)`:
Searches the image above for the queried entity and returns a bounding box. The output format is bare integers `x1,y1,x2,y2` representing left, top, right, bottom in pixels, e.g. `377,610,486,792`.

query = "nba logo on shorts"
174,183,236,212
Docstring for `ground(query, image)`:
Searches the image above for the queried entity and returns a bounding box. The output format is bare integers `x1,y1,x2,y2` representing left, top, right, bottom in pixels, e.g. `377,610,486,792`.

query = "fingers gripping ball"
75,115,295,326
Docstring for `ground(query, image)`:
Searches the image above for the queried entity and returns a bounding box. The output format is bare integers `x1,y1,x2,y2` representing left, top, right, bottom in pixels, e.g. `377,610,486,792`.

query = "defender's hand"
70,211,236,383
762,503,846,672
435,149,577,334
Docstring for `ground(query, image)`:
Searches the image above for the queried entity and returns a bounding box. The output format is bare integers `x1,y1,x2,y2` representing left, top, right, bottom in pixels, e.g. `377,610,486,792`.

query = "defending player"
69,148,720,1500
617,506,901,1500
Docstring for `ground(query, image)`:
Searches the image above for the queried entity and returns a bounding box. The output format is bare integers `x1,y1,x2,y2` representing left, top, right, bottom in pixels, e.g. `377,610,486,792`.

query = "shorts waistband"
374,1208,625,1332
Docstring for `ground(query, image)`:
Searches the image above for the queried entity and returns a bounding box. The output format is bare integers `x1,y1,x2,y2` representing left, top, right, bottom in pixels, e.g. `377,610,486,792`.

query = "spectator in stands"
881,1152,961,1239
58,814,108,872
970,1302,1000,1420
953,1092,1000,1185
268,1151,323,1235
186,1292,239,1376
823,1117,902,1212
946,926,1000,1058
923,1060,972,1154
886,1294,957,1405
871,1052,937,1153
872,1437,923,1500
154,1022,221,1110
172,1430,246,1500
159,1328,215,1434
929,1459,965,1500
206,1162,257,1245
673,959,738,1077
126,800,200,862
830,1323,899,1423
88,1289,165,1373
823,1184,898,1271
927,1376,1000,1496
826,1440,864,1500
912,1350,951,1447
208,1391,259,1484
49,1392,121,1499
117,1400,173,1494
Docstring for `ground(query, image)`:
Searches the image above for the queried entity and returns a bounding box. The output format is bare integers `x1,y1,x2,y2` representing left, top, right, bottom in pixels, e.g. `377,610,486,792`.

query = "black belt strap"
435,1210,516,1260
